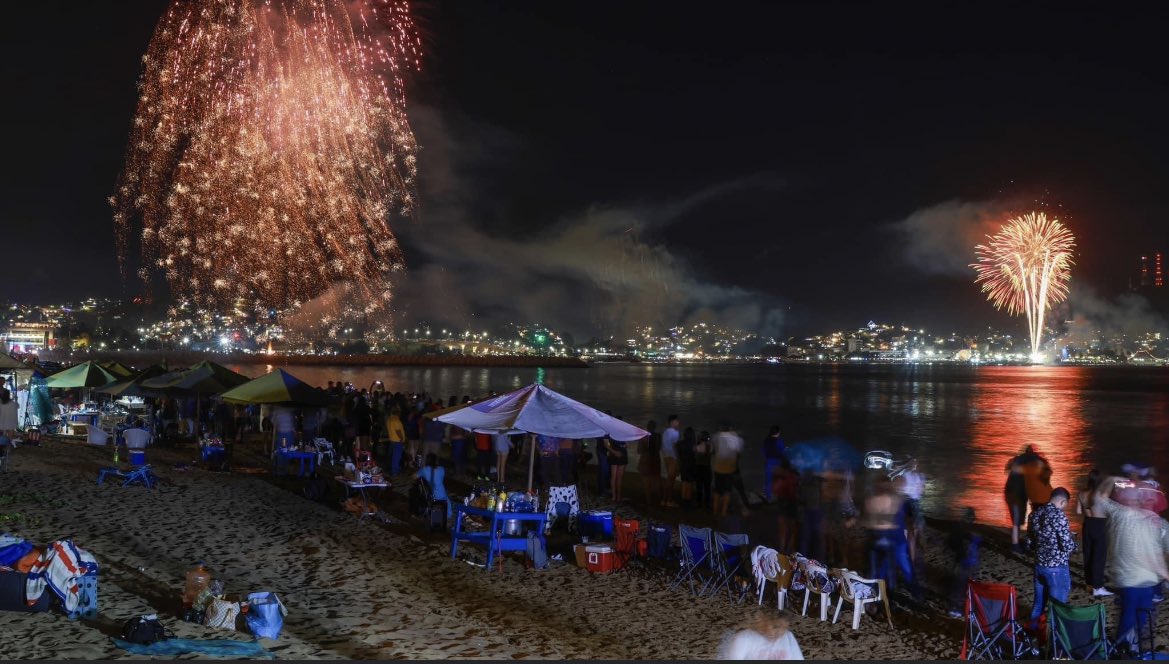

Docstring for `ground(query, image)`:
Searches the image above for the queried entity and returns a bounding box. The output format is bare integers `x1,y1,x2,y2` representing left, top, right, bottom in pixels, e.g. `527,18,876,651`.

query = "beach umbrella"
97,364,170,397
99,361,135,378
44,361,118,389
431,383,649,491
786,437,862,474
183,361,250,390
219,368,329,407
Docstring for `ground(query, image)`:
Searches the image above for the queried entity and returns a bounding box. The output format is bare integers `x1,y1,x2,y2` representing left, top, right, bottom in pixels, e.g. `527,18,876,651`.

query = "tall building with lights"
1134,251,1164,289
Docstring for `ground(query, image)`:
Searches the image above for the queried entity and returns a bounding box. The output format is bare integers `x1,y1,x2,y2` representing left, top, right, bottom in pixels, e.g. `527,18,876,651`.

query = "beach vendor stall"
431,383,648,569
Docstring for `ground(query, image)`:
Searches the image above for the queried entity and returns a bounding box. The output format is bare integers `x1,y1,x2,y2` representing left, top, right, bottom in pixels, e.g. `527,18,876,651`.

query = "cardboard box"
574,543,590,569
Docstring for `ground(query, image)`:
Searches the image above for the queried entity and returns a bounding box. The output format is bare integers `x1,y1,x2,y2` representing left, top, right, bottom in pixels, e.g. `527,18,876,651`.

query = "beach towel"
111,637,275,659
25,539,98,613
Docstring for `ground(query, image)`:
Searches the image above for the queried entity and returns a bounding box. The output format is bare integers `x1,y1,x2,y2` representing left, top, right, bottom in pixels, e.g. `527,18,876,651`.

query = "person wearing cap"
1093,475,1169,654
1026,486,1075,624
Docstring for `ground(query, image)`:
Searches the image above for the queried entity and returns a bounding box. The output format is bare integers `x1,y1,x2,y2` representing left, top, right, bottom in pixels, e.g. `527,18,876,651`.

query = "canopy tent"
27,371,54,427
430,383,649,491
97,364,170,398
141,361,250,395
44,361,118,389
218,368,329,407
99,361,135,378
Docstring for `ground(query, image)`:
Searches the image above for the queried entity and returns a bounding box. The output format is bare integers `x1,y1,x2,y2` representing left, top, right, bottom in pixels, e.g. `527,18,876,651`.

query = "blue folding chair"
707,532,751,602
669,525,713,596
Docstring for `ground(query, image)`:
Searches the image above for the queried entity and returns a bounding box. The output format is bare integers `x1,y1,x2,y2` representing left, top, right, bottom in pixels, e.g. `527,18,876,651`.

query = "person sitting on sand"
718,607,804,660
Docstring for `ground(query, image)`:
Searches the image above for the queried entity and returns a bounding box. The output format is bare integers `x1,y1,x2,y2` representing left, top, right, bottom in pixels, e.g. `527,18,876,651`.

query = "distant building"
1134,251,1164,289
2,323,56,353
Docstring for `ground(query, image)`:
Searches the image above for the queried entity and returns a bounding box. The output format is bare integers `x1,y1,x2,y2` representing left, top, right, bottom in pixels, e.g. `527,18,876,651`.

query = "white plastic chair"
751,546,791,610
832,568,893,630
86,425,108,446
123,428,153,450
798,557,835,621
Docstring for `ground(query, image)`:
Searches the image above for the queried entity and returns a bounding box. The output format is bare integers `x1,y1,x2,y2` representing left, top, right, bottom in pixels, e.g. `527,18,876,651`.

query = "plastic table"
338,479,389,519
275,450,316,477
450,504,548,570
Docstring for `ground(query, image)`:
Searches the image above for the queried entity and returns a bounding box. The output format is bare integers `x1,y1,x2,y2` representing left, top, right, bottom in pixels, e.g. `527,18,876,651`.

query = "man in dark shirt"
1027,486,1075,623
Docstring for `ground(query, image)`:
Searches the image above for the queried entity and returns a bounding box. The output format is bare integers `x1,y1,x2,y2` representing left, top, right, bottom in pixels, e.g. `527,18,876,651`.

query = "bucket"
129,451,146,466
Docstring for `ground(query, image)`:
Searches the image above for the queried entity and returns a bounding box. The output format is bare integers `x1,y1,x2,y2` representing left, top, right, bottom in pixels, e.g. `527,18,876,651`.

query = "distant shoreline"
37,350,589,369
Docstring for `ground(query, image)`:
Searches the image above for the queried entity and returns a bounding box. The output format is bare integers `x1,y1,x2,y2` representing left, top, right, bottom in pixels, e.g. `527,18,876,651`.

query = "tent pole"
527,433,536,493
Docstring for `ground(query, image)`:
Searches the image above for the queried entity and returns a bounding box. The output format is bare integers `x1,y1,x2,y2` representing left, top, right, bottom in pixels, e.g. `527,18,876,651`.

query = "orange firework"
111,0,421,325
971,212,1075,358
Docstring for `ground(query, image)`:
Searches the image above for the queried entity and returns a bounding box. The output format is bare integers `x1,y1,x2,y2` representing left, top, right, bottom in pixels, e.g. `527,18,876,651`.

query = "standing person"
711,422,744,518
1076,469,1112,597
493,431,512,484
605,435,629,503
694,430,713,509
1092,475,1169,654
763,425,786,502
271,405,297,455
771,457,800,553
404,409,421,469
473,431,493,481
677,426,698,509
557,437,578,487
384,407,406,475
596,431,611,498
895,459,926,564
864,476,919,599
422,410,445,466
798,468,826,563
0,389,19,441
536,434,559,489
448,425,468,477
1004,446,1036,552
1026,487,1075,625
637,420,662,507
661,415,681,507
350,395,372,459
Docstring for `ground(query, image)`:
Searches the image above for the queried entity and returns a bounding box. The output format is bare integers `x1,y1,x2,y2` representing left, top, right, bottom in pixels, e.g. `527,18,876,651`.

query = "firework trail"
111,0,421,329
971,212,1076,358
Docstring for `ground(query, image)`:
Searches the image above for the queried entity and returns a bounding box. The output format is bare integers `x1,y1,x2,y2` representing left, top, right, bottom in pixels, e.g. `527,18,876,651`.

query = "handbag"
122,614,173,644
203,597,241,630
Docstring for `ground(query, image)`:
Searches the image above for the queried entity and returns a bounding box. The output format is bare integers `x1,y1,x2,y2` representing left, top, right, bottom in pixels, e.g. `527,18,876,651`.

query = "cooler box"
585,545,615,574
0,570,51,613
129,451,147,466
579,510,613,540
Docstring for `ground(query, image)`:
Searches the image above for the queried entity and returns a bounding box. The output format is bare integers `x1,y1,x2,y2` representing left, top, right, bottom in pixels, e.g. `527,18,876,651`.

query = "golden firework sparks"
112,0,421,328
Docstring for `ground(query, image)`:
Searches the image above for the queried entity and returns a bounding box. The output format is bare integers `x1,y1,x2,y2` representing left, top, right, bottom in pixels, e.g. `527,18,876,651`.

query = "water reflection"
955,367,1090,524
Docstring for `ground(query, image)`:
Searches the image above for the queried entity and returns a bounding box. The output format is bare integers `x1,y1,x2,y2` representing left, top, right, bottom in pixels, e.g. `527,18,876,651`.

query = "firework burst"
971,212,1076,359
111,0,421,330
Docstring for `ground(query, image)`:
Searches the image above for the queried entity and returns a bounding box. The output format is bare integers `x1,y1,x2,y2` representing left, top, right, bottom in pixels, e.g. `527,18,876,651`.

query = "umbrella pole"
527,434,536,493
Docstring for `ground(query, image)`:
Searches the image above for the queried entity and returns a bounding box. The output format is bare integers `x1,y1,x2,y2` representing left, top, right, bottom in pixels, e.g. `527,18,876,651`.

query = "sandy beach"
0,434,1164,660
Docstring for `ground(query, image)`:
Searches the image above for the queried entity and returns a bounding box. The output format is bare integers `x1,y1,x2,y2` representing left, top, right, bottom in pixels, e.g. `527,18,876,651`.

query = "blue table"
275,449,316,477
450,504,548,570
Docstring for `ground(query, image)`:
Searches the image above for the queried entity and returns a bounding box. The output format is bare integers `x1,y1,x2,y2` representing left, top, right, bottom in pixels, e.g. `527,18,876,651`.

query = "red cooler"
586,545,615,574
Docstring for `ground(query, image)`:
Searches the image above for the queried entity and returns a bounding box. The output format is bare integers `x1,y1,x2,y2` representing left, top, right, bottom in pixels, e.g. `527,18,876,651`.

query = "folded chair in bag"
669,525,714,596
832,568,893,630
613,517,641,571
751,546,790,610
543,485,581,534
1046,599,1109,660
796,556,836,621
708,532,751,603
960,580,1035,660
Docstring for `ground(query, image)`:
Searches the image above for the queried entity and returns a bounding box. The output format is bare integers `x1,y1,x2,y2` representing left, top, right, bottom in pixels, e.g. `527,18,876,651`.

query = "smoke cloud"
890,198,1025,276
384,107,787,341
1063,285,1169,343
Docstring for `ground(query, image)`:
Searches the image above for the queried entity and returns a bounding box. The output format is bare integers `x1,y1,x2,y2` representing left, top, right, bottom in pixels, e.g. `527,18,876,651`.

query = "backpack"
121,614,172,644
526,531,549,569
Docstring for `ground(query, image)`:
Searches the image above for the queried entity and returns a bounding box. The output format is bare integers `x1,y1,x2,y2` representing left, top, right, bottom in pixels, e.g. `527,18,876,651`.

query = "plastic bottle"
113,446,120,465
497,492,508,512
183,562,211,606
486,493,496,511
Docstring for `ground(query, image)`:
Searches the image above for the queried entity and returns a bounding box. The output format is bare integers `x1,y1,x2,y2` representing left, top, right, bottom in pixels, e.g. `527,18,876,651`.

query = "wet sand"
0,435,1164,659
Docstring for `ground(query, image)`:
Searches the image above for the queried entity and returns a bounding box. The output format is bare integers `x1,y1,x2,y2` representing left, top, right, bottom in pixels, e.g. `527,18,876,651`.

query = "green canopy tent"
44,361,118,389
97,364,170,398
219,368,329,407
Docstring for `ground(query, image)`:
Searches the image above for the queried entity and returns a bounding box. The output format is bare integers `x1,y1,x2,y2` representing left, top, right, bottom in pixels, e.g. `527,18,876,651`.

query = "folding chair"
313,438,336,466
544,485,581,534
751,546,791,610
832,568,893,630
960,580,1035,660
708,532,751,603
614,517,641,571
1046,599,1109,660
669,525,714,596
795,556,836,621
121,465,157,489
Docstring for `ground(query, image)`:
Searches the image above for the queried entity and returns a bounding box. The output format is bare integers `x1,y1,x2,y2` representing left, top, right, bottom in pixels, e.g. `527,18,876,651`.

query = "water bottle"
113,446,120,465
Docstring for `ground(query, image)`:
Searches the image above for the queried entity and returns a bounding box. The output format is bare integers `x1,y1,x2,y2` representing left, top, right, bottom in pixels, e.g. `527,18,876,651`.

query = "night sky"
4,2,1169,338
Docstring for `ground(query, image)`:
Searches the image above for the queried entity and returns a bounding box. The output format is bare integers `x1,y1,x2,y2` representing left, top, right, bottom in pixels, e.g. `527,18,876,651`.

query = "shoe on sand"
1092,587,1114,597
